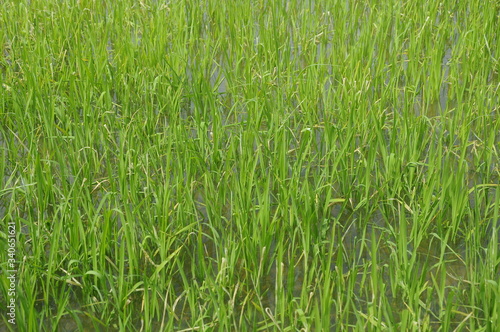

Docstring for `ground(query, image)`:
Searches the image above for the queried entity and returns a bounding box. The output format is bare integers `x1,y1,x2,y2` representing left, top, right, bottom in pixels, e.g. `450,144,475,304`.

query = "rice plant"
0,0,498,330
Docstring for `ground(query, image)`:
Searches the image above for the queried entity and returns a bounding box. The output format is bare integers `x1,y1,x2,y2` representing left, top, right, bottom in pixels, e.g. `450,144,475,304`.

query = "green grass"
0,0,499,330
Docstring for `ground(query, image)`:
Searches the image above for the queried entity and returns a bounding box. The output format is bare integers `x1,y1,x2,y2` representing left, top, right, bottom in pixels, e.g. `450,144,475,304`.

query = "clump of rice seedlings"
0,0,498,330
